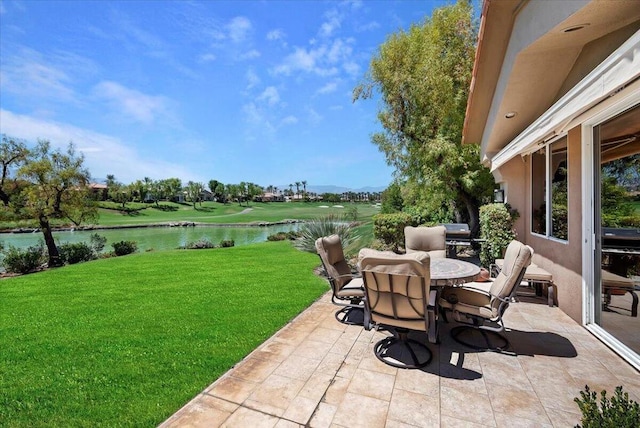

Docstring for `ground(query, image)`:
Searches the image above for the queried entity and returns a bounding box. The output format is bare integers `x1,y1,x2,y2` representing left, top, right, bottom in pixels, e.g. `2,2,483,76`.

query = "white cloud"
199,53,217,63
267,29,285,41
245,69,260,90
317,82,338,95
280,115,298,126
258,86,280,106
0,109,192,182
93,81,173,125
319,8,342,38
272,38,354,77
306,107,323,125
239,49,260,60
0,48,78,103
227,16,252,43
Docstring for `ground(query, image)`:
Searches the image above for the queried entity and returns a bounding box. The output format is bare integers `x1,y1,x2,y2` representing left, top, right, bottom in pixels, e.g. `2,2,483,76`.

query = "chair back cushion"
404,225,446,258
489,240,533,306
315,235,352,289
360,251,431,331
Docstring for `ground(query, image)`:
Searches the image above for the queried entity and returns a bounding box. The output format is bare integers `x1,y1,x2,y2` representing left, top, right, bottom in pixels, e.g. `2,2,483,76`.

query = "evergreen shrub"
112,240,138,256
574,385,640,428
479,203,516,268
372,212,413,252
219,240,235,248
2,243,46,274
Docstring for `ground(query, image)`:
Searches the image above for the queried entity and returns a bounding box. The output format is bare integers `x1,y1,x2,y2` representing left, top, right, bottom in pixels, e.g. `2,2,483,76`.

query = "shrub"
89,233,107,253
479,203,517,268
575,385,640,428
112,240,138,256
294,214,358,253
219,239,235,248
183,238,215,249
58,242,97,265
267,231,302,241
2,243,46,274
372,212,413,252
346,205,359,222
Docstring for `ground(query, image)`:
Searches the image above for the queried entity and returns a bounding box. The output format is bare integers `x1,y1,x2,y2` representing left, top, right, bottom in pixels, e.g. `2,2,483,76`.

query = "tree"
302,180,307,200
18,141,97,267
353,0,494,236
185,181,204,208
295,181,301,198
0,135,30,207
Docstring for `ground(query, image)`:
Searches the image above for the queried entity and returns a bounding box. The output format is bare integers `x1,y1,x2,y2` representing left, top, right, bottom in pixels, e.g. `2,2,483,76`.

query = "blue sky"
0,0,453,191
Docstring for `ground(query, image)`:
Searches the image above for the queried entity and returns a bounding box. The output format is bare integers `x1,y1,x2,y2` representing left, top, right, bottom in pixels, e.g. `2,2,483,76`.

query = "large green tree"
0,135,30,207
354,0,494,235
18,141,97,267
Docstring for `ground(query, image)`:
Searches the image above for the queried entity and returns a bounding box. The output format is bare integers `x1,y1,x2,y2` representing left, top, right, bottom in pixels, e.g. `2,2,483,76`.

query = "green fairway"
0,241,328,426
94,201,380,226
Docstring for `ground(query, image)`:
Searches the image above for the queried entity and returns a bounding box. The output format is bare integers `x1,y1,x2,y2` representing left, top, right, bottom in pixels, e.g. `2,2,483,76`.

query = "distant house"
89,183,108,201
200,190,214,202
259,192,285,202
464,0,639,368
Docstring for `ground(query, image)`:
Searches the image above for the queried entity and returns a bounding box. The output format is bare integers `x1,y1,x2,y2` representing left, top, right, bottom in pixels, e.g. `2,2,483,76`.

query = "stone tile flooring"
161,292,640,427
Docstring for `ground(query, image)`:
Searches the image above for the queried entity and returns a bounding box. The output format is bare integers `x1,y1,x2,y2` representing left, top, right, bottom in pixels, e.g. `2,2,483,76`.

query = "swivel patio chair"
404,225,447,258
359,250,435,369
315,235,367,326
440,240,532,352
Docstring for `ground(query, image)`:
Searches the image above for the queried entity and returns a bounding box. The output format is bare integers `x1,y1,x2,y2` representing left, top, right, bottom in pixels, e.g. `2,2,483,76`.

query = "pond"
0,223,302,253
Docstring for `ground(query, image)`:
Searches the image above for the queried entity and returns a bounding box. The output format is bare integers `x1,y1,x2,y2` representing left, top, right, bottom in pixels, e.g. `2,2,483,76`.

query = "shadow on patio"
161,291,639,427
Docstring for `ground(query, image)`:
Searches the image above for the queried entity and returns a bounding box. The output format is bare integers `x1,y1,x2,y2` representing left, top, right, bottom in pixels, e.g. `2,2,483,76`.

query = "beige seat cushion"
523,265,553,282
602,270,635,289
404,225,447,258
335,277,365,298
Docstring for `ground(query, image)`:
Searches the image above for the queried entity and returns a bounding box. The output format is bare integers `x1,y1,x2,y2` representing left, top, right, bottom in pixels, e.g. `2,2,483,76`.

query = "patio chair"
359,250,435,369
491,258,555,307
440,240,532,351
404,225,447,258
315,235,367,326
602,270,638,317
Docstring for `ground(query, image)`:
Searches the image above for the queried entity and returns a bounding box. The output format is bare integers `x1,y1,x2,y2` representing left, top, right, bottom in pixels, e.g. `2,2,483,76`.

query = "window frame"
530,134,569,243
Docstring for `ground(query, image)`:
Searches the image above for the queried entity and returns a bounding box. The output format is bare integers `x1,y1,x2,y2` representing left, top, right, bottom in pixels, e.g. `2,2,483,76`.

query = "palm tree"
295,181,301,198
302,180,307,200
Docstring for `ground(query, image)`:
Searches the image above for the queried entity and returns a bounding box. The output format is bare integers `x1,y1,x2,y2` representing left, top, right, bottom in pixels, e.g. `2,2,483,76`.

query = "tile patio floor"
161,292,640,427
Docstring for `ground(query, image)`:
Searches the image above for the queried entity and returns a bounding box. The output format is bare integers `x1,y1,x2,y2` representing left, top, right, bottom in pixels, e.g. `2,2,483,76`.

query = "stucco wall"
498,126,584,323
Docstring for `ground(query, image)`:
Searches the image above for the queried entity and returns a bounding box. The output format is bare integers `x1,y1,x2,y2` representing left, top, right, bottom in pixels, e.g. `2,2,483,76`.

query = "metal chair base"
451,325,510,352
374,329,432,369
335,306,365,325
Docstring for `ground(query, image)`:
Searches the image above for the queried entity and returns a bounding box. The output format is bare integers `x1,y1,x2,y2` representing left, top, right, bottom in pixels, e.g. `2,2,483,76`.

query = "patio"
161,291,640,427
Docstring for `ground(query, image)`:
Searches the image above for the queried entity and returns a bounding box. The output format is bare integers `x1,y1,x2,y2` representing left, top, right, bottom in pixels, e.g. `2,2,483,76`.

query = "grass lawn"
0,241,328,426
93,201,380,227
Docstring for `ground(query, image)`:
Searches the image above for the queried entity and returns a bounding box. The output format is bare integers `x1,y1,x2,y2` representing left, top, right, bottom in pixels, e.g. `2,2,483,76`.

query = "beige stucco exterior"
464,0,640,366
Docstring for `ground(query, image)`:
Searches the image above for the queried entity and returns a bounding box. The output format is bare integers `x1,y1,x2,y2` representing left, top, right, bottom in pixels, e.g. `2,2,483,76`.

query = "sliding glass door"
593,103,640,355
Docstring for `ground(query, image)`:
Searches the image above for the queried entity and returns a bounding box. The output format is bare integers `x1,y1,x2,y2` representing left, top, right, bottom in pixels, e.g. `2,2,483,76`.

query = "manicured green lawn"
0,241,328,426
94,201,380,226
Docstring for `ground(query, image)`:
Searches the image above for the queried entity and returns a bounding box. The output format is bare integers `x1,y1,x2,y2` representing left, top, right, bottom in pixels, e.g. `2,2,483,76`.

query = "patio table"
428,258,481,343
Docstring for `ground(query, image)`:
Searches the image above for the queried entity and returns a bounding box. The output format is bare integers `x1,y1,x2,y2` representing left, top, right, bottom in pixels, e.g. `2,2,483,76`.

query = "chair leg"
628,290,638,317
547,282,555,307
374,329,432,369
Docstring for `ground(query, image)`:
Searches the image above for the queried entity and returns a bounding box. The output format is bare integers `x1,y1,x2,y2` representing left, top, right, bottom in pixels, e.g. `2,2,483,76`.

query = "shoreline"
0,219,304,234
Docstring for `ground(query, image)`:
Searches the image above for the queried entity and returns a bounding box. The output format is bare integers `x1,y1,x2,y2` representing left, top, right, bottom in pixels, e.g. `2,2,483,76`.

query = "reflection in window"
550,138,568,240
530,137,569,241
531,148,546,235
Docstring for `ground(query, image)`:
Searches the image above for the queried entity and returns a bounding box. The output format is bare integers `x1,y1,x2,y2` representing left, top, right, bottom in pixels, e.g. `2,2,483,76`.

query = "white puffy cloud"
227,16,252,43
93,81,173,125
258,86,280,106
0,109,193,182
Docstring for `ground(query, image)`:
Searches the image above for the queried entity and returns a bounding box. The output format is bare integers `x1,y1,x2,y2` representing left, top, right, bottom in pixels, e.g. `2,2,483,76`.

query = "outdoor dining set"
315,225,534,369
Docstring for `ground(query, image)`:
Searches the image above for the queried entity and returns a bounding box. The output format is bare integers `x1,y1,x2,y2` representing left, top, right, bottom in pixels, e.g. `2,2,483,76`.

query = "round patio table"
430,258,481,287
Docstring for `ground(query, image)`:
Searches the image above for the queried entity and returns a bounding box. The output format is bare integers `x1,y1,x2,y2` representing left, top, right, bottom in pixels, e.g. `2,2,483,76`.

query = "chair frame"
361,258,435,369
445,261,529,352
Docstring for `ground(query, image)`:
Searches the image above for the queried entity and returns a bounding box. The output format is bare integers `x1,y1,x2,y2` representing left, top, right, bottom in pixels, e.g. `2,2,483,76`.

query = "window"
530,136,568,241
